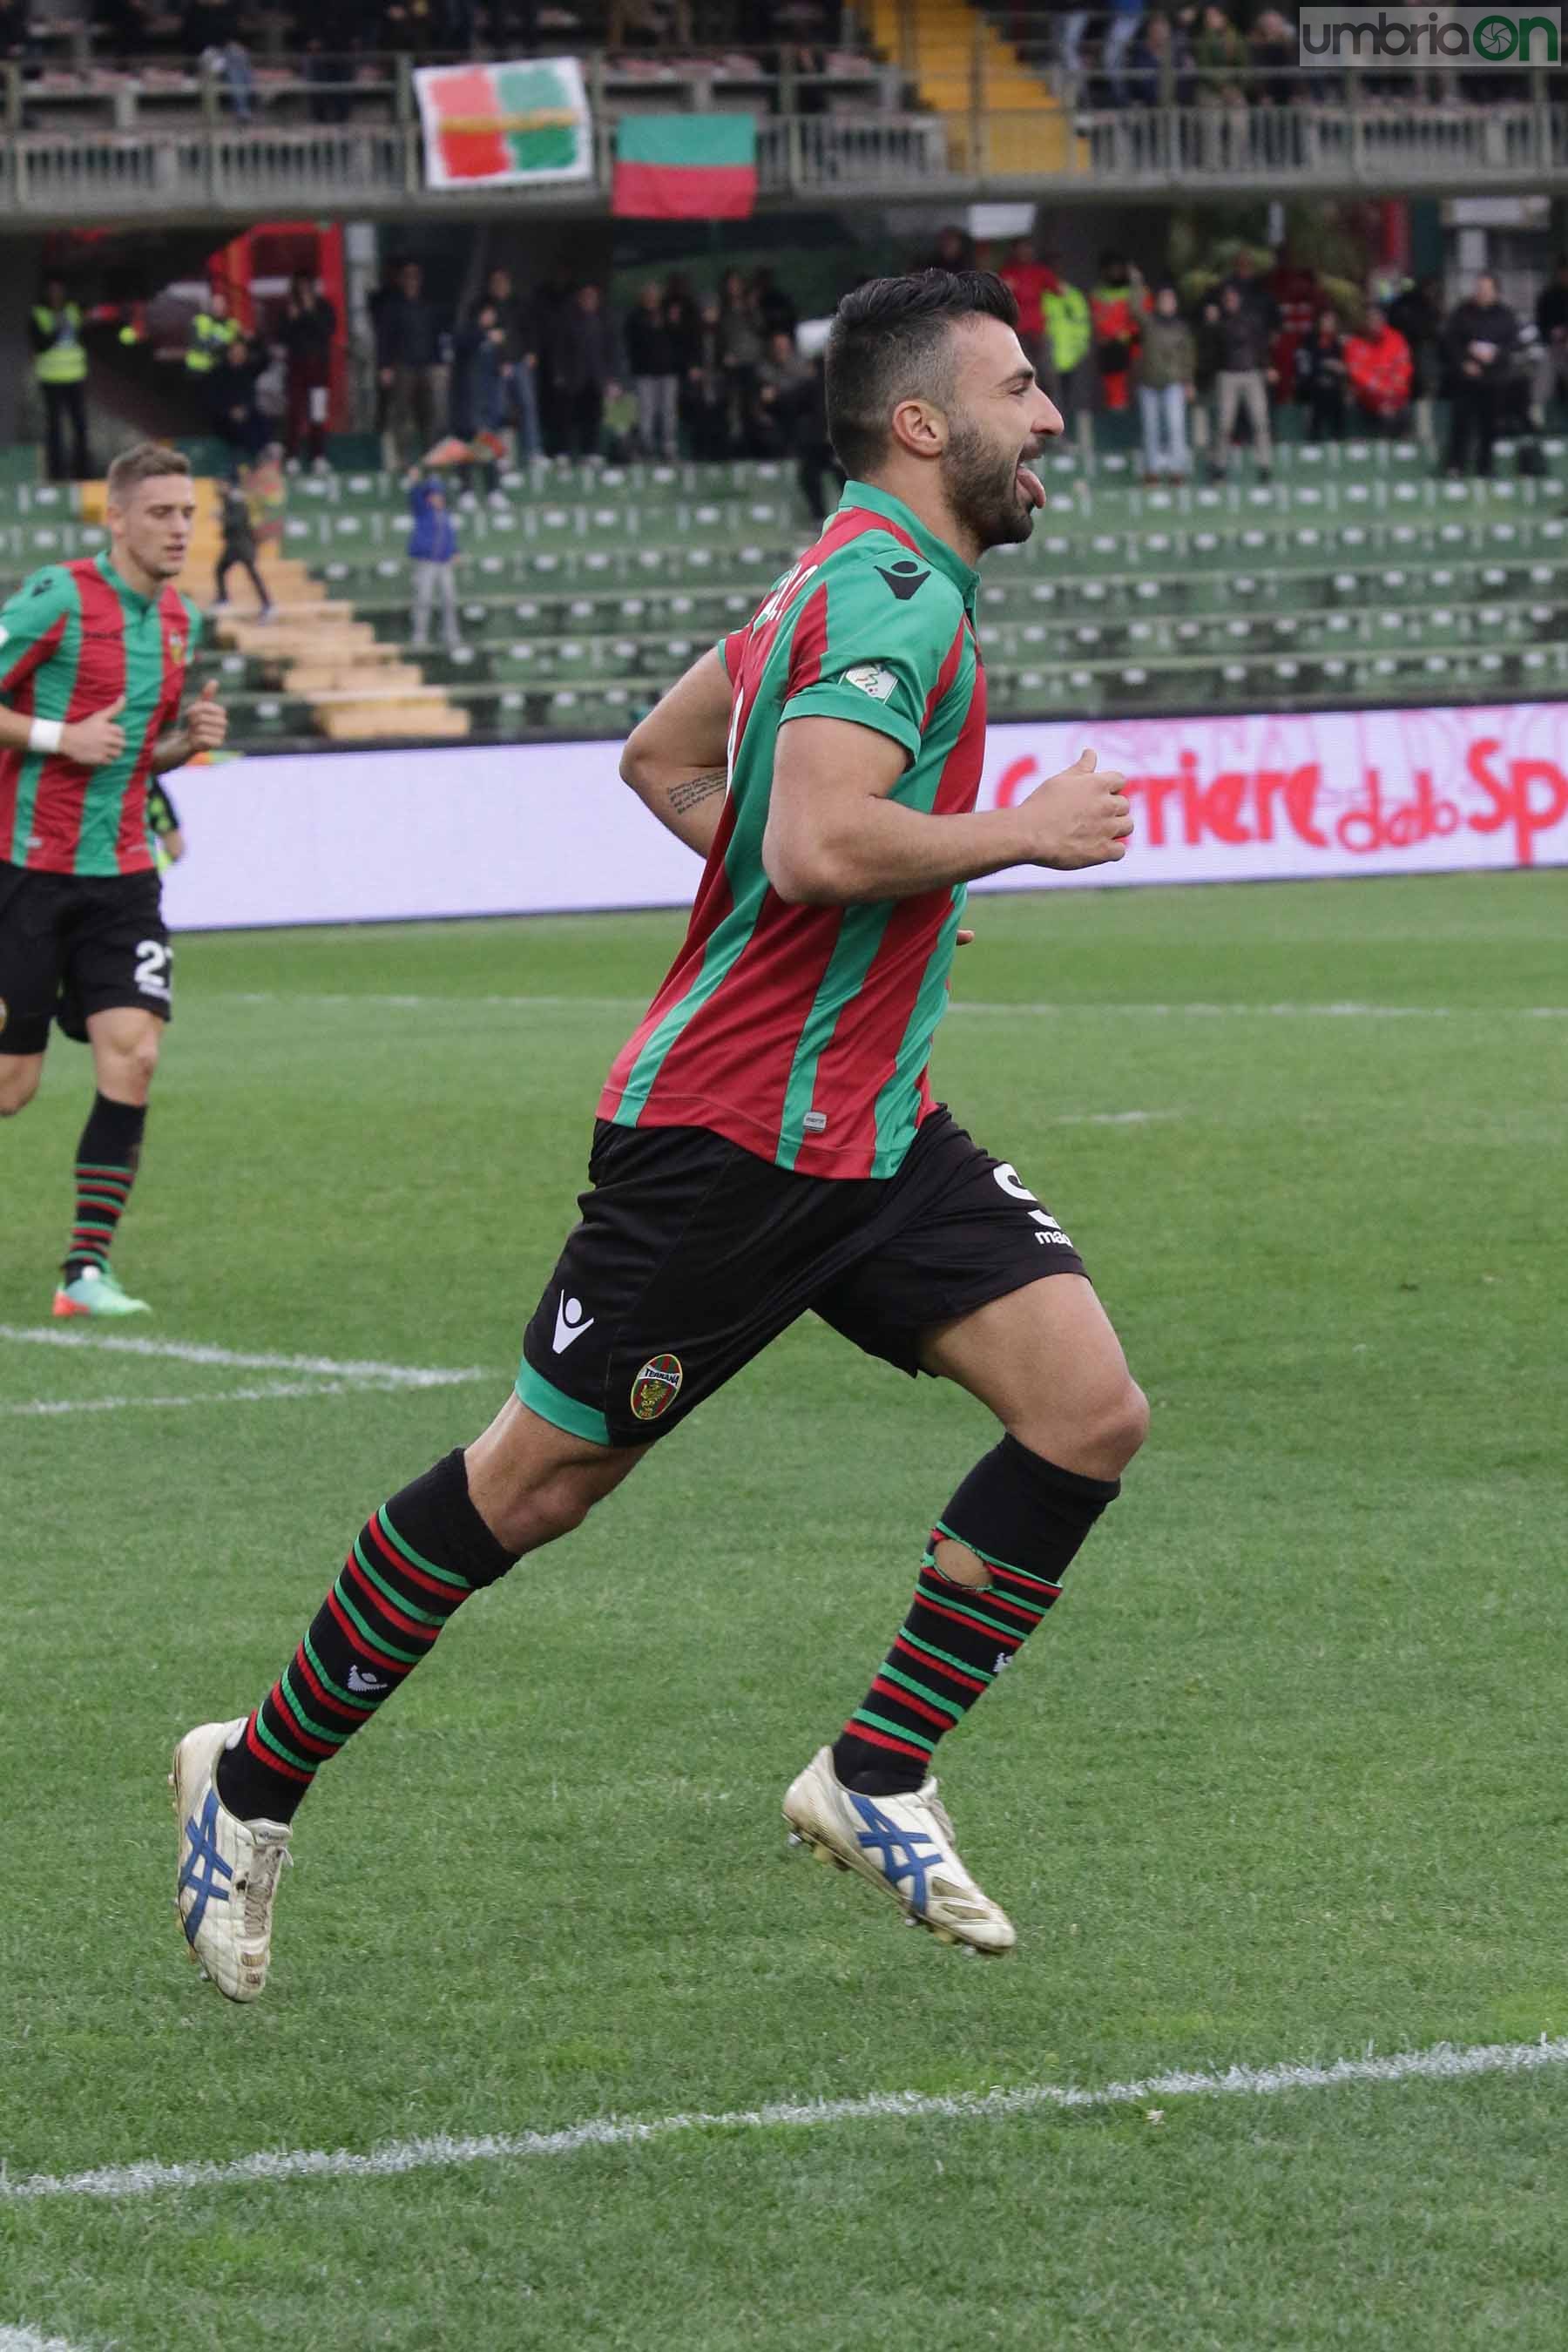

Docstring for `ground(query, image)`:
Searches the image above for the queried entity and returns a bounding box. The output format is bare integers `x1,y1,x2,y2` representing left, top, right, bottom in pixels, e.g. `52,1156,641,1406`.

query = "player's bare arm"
765,720,1132,905
619,645,733,855
0,693,127,769
152,679,227,774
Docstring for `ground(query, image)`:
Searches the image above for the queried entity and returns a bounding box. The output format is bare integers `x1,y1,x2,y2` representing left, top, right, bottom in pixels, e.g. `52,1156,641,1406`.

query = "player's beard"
940,419,1038,552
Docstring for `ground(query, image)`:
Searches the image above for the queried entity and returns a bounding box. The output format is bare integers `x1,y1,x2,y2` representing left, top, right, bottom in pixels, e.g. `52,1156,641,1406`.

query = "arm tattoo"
667,770,727,814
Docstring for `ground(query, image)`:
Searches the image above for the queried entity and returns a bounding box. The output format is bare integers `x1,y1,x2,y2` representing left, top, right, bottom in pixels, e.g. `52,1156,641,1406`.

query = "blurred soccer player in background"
0,443,227,1315
174,273,1146,1998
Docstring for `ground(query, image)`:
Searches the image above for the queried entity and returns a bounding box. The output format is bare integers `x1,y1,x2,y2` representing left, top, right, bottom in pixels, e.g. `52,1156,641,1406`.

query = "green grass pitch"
2,871,1565,2349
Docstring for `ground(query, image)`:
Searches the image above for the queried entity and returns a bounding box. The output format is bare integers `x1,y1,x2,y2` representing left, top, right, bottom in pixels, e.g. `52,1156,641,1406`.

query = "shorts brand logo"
553,1294,595,1353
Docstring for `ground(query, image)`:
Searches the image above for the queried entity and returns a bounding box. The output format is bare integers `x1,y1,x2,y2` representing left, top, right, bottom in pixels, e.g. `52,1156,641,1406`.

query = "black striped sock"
214,1450,517,1823
63,1092,145,1282
833,1441,1119,1794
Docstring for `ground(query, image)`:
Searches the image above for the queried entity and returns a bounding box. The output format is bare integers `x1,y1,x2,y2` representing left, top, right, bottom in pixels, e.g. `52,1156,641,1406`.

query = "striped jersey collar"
94,549,161,613
835,481,980,611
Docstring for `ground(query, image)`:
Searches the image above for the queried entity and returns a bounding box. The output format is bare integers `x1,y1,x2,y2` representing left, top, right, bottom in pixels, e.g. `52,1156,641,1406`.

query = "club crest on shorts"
630,1353,683,1422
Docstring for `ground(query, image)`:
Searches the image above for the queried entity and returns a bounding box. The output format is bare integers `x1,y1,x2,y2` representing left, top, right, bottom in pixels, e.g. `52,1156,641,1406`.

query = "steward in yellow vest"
30,278,91,482
186,291,240,374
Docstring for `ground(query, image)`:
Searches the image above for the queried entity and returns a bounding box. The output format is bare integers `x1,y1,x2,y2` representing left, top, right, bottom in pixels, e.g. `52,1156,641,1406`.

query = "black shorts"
518,1106,1088,1449
0,862,172,1057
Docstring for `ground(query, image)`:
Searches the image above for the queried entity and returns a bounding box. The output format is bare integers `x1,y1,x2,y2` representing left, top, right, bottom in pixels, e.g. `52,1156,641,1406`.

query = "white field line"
950,999,1568,1021
3,2035,1564,2207
213,990,1568,1021
0,1327,488,1390
1047,1110,1179,1127
0,2331,90,2351
0,1382,374,1419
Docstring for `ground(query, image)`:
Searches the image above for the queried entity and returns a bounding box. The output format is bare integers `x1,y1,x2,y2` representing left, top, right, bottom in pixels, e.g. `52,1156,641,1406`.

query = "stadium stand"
7,435,1562,746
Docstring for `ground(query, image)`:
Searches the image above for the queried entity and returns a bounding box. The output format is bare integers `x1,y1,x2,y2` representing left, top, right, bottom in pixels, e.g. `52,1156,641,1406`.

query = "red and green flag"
415,57,591,190
612,114,758,220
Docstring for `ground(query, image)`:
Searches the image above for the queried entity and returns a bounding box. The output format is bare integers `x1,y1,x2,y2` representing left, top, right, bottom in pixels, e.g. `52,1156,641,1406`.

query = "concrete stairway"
187,488,470,741
868,0,1078,174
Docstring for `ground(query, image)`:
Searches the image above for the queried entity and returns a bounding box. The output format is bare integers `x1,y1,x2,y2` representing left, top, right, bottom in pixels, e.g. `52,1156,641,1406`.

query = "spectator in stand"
476,266,542,463
303,36,353,125
451,298,513,495
1344,304,1413,437
213,473,273,618
1056,7,1090,82
684,298,732,460
1090,253,1142,413
1125,13,1193,107
405,466,463,656
919,226,977,272
376,260,445,469
609,0,694,44
1224,249,1281,337
1136,284,1195,483
202,37,256,123
1295,309,1348,441
752,267,799,341
1192,287,1224,466
997,237,1055,383
0,0,32,62
1102,0,1145,104
625,280,680,462
1443,273,1518,478
716,267,764,448
30,277,91,484
186,285,239,379
1193,3,1247,104
546,283,618,462
664,273,705,441
1531,256,1568,424
751,328,814,457
1248,9,1296,103
794,356,844,524
1212,280,1274,480
280,269,335,471
211,335,268,466
1267,247,1328,399
1041,253,1091,423
1387,274,1444,441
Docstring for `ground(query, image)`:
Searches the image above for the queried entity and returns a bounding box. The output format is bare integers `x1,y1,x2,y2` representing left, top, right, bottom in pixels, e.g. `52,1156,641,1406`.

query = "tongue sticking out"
1016,463,1045,510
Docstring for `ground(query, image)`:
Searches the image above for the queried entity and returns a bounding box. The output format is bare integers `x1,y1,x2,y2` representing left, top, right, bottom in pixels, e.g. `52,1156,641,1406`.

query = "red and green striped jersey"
0,553,201,877
599,482,988,1180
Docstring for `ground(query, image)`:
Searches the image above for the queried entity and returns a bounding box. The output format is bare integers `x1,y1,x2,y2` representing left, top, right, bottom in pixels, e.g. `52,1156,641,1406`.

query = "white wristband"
29,717,64,755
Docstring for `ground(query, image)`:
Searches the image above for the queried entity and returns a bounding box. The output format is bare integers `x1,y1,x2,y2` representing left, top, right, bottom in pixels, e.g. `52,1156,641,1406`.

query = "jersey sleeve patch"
778,544,963,760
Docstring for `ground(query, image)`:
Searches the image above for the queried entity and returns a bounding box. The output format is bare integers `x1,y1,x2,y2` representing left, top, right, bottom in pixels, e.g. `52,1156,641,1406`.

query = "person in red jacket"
1344,304,1413,436
997,236,1058,388
1091,253,1142,413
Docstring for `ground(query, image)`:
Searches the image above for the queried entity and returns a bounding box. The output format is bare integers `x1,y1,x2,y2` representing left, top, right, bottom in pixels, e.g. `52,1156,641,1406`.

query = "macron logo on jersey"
877,559,929,601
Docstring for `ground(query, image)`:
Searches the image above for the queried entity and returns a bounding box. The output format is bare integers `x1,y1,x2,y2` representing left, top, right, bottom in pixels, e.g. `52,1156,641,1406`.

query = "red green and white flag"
612,114,758,220
415,57,591,190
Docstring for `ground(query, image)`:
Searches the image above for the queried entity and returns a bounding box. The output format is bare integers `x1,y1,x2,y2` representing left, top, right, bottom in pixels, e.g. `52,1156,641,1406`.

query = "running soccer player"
174,272,1146,1998
0,443,226,1315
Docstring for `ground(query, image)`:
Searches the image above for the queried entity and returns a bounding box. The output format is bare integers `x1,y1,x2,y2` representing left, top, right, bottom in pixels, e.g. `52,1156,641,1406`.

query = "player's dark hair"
106,442,192,500
825,269,1019,477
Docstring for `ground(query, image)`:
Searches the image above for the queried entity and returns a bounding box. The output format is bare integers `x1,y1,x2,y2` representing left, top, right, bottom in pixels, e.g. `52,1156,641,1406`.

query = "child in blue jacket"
406,467,462,655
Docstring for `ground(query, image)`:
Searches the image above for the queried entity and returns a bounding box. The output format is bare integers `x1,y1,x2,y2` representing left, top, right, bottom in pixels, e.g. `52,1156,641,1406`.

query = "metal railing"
3,46,907,133
5,96,1568,222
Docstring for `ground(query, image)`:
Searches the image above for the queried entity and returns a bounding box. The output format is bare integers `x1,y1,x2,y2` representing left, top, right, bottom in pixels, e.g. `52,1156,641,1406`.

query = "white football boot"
171,1718,292,2002
783,1745,1016,1955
